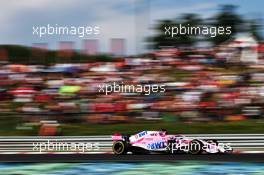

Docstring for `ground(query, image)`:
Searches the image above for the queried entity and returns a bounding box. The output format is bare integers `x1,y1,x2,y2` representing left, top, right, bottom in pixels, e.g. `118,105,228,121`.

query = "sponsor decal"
147,141,166,149
137,131,147,138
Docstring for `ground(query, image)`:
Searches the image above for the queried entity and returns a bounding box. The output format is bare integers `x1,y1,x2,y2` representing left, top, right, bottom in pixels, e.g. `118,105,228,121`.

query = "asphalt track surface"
0,153,264,163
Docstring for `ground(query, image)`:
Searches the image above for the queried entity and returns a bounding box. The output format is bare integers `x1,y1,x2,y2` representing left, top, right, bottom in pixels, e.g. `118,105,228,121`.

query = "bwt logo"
147,141,166,149
138,131,147,138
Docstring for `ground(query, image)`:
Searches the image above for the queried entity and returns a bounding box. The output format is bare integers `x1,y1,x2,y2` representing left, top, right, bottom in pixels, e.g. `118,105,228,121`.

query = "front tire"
189,139,203,154
112,141,127,154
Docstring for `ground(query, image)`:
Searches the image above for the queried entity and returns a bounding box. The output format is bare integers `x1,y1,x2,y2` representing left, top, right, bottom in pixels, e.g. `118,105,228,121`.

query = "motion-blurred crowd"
1,46,264,125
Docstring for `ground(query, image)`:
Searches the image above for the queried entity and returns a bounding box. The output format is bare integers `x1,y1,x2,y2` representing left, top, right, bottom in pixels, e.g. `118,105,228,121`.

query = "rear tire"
112,141,127,154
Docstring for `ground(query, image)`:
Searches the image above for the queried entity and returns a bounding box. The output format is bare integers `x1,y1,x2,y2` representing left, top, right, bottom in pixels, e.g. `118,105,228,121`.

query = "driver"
160,129,168,136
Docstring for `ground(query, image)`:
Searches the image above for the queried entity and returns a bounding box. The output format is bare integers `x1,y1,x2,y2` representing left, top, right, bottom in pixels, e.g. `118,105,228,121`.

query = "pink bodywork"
112,133,123,141
112,131,226,153
112,131,179,151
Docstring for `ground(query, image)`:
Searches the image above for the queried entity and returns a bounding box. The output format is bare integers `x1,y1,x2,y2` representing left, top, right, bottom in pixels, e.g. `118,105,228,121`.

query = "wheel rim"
113,142,124,154
189,141,201,154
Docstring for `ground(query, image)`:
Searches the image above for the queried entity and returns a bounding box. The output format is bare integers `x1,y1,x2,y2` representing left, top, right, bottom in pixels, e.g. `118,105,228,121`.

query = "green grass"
60,120,264,135
0,115,264,135
0,116,39,136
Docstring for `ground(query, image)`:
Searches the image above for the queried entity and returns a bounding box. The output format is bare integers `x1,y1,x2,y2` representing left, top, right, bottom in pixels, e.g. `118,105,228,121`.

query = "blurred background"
0,0,264,136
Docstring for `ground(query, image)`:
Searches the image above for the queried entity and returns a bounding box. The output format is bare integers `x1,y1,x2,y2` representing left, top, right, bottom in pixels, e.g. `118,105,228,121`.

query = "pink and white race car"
112,130,233,154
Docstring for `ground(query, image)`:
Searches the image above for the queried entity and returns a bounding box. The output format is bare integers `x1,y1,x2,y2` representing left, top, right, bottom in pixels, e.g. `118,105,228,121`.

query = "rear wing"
112,133,125,141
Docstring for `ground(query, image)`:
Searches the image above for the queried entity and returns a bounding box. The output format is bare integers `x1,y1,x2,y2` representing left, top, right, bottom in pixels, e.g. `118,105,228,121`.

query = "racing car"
112,130,233,154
